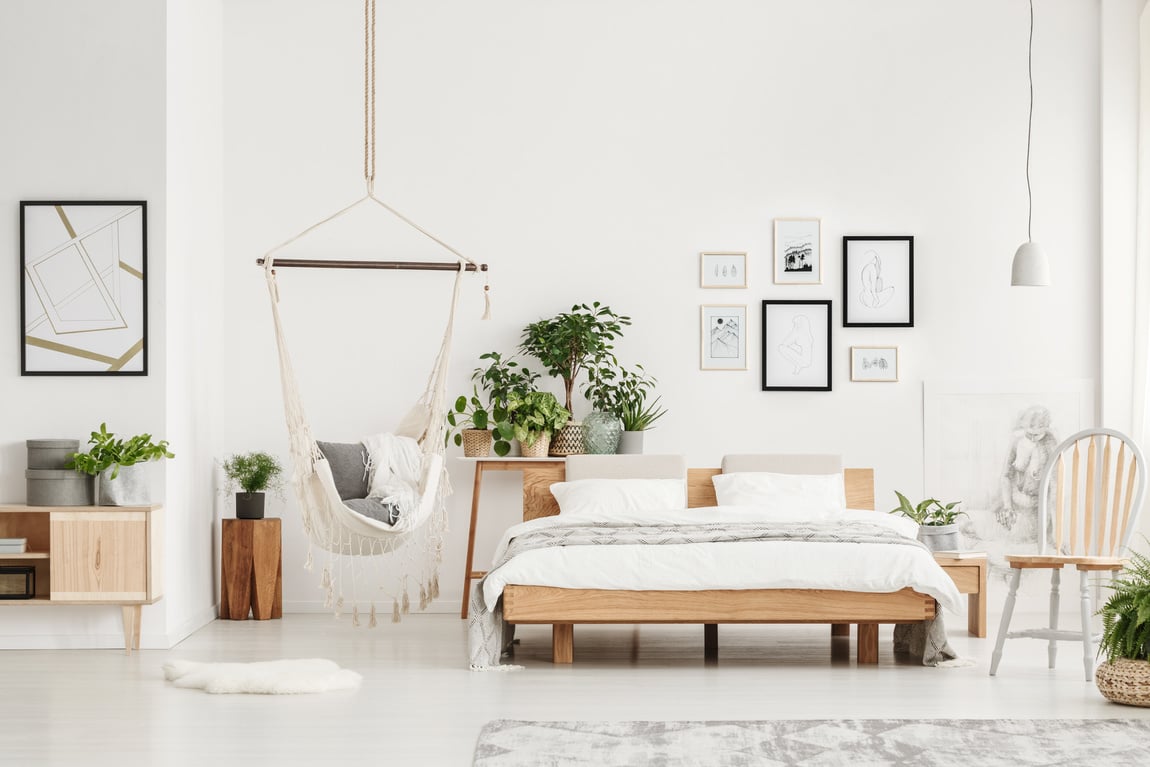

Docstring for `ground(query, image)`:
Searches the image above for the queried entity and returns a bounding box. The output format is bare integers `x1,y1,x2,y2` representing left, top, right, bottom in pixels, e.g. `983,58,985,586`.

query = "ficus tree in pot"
222,451,283,520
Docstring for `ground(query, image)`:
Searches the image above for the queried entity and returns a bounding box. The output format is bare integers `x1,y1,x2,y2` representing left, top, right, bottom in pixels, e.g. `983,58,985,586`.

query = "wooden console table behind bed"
501,466,941,665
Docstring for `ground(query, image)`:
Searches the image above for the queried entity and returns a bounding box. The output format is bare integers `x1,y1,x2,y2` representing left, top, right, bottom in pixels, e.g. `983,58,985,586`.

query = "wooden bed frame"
501,467,937,665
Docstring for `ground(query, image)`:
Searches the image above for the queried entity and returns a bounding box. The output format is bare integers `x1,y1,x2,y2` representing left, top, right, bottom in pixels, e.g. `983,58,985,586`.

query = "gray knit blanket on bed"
467,520,957,670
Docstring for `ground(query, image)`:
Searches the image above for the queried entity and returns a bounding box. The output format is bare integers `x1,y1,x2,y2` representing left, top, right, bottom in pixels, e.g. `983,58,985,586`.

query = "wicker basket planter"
549,422,585,457
519,435,551,458
461,429,492,458
1096,658,1150,707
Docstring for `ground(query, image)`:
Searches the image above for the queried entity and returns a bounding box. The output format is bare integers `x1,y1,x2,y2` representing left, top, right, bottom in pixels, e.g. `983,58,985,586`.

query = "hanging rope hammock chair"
259,0,488,624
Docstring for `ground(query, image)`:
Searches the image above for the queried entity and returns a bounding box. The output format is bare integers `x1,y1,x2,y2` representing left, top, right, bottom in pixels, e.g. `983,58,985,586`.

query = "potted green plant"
582,362,666,454
889,491,965,552
1095,548,1150,707
520,302,631,456
222,451,283,520
501,391,571,457
471,351,541,456
68,423,174,506
446,388,497,458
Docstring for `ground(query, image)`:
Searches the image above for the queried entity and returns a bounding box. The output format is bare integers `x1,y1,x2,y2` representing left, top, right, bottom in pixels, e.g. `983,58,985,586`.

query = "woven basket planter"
519,435,551,458
1096,658,1150,707
461,429,492,458
549,422,585,457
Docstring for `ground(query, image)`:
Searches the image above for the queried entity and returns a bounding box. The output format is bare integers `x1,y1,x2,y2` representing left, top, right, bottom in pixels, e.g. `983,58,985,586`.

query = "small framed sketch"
761,300,831,391
843,235,913,327
850,346,899,382
20,201,148,375
700,304,747,370
700,251,747,288
773,218,821,284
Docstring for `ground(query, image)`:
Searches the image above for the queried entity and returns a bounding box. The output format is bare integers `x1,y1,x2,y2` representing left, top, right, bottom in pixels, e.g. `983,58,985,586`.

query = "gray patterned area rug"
473,719,1150,766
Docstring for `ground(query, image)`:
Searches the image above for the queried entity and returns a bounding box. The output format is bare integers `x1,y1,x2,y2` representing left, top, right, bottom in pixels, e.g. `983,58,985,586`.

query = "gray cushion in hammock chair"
343,497,401,526
316,441,370,501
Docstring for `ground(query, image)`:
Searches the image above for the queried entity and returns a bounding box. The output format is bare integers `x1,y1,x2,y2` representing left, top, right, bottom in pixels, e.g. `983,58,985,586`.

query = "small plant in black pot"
223,452,283,520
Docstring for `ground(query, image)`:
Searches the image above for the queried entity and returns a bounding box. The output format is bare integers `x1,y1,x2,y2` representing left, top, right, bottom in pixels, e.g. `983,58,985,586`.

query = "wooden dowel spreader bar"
256,258,486,272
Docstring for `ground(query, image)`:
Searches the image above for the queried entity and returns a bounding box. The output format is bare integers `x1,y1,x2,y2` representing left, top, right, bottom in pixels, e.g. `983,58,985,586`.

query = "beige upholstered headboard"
522,454,875,520
721,454,842,475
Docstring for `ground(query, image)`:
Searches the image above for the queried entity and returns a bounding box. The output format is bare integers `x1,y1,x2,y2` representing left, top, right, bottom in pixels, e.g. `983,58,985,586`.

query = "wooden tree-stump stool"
221,518,282,620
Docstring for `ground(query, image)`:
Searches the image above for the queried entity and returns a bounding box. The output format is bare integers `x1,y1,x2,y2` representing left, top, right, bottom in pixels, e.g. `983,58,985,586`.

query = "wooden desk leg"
121,605,141,655
857,623,878,664
704,623,718,660
831,623,850,637
969,561,988,637
460,463,485,620
553,623,574,663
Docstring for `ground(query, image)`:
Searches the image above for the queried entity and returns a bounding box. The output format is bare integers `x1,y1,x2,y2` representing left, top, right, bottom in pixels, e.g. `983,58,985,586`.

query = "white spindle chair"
989,428,1146,681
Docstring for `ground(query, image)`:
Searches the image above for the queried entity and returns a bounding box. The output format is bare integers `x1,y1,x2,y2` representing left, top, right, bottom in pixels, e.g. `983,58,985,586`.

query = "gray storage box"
26,469,93,506
27,439,80,470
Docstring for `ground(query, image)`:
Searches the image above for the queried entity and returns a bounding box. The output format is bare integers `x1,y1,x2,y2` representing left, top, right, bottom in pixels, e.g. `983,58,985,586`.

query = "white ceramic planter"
617,431,645,454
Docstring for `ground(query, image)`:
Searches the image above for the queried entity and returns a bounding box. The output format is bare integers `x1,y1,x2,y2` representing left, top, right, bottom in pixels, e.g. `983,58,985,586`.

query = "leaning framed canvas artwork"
700,304,747,370
20,201,148,375
761,300,831,391
842,235,913,327
773,218,821,284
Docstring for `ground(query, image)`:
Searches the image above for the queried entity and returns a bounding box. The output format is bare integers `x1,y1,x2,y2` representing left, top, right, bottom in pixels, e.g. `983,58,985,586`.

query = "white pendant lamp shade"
1011,240,1051,286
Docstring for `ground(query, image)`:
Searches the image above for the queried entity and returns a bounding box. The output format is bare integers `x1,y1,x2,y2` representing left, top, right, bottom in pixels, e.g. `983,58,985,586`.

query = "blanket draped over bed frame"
468,520,957,670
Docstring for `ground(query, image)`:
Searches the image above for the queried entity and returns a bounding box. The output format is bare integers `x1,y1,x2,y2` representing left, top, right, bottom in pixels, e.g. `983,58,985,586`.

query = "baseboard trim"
164,604,217,648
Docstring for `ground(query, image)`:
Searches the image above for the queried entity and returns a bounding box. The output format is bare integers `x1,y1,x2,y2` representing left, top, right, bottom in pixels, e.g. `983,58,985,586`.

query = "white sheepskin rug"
162,659,362,695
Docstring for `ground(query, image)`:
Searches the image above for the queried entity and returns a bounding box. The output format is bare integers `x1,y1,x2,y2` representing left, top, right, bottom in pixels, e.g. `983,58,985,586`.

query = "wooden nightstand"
221,518,282,620
933,552,988,637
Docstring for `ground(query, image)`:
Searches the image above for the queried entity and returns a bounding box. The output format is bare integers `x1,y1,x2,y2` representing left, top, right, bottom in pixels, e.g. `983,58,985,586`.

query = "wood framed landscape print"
699,251,747,288
700,304,747,370
773,218,821,284
850,346,899,382
842,235,913,327
20,201,148,375
761,300,831,391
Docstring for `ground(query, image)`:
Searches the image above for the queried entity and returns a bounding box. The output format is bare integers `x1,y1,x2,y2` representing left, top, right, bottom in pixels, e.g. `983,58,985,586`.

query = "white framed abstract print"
700,252,748,289
773,218,821,284
700,304,747,370
850,346,899,382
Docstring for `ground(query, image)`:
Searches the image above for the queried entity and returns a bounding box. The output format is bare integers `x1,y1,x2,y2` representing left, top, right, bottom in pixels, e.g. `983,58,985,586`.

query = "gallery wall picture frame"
700,304,748,370
700,251,748,289
761,299,831,391
20,201,148,375
773,217,822,285
842,235,914,327
850,345,899,382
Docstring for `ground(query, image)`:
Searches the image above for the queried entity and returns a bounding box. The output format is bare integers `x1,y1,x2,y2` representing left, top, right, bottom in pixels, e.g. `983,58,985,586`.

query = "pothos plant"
520,302,631,413
67,423,174,478
889,491,965,526
501,390,570,449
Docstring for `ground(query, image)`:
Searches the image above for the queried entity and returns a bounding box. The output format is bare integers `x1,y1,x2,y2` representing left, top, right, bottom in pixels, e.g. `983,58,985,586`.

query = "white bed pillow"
711,471,846,515
550,478,687,517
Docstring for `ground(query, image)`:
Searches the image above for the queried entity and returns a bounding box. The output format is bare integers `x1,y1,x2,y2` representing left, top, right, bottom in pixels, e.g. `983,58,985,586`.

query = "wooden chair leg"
552,623,574,664
704,623,718,661
857,623,878,664
1079,570,1095,682
831,623,850,637
1048,568,1061,669
990,567,1022,676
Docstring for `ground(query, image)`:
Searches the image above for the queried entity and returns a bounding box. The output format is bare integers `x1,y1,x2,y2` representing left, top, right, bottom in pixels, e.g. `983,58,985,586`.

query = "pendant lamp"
1011,0,1051,286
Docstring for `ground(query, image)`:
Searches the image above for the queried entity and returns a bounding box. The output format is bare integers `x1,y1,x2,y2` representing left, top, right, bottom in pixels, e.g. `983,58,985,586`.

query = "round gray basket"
27,439,79,470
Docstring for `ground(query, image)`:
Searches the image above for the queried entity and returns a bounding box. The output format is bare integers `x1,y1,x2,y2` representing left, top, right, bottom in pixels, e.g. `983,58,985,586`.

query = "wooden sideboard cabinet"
0,504,164,653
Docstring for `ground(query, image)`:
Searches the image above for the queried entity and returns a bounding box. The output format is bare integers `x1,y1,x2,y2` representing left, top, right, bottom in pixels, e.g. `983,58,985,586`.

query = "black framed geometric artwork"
842,235,913,327
761,299,832,391
20,201,148,375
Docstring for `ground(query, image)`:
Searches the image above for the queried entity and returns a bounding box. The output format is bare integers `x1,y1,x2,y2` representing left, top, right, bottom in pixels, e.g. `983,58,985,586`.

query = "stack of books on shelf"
0,538,27,554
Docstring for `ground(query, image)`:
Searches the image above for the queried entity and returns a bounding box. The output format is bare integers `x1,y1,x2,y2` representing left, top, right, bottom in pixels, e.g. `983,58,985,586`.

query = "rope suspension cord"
258,0,489,301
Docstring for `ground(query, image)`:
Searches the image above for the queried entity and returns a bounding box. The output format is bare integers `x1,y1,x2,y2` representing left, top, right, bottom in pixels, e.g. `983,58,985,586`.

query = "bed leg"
704,623,718,661
831,623,850,637
552,624,574,664
857,623,878,664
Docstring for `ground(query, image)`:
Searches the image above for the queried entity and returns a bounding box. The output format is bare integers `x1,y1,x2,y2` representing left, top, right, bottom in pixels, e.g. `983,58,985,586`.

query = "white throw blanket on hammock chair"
363,432,423,515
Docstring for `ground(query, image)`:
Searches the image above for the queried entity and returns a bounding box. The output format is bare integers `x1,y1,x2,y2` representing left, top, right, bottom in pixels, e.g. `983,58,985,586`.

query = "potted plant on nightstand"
889,492,965,552
470,351,541,457
520,301,630,456
501,390,571,458
1096,548,1150,707
222,451,283,520
68,423,174,506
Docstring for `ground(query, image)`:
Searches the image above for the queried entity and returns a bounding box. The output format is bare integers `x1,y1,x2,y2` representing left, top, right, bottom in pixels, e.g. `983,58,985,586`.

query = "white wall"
0,0,170,647
220,0,1103,614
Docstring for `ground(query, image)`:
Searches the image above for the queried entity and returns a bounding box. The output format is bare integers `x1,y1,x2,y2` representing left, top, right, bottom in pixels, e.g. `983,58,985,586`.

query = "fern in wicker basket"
1096,547,1150,706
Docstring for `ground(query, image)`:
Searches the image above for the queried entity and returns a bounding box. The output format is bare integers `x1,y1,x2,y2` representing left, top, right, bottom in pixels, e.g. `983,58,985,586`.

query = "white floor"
2,614,1147,767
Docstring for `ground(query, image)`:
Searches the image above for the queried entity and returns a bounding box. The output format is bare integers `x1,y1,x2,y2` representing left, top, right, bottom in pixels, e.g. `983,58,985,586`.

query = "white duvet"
482,506,964,613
